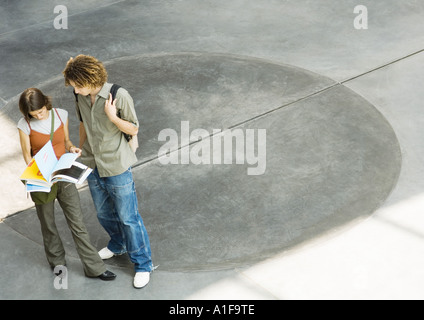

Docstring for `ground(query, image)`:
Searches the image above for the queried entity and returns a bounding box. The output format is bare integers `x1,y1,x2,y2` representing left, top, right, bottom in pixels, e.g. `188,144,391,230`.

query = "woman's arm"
64,119,82,156
18,129,32,165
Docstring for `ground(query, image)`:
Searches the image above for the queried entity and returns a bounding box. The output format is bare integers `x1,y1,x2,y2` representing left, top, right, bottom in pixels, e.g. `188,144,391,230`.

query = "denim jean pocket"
106,168,133,187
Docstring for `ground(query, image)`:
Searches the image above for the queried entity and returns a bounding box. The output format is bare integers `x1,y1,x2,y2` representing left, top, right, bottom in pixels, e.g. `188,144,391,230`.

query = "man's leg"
104,168,153,273
87,168,127,255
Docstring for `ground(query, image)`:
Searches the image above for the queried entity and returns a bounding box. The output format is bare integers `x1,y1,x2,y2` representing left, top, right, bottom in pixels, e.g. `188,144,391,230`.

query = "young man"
62,55,153,289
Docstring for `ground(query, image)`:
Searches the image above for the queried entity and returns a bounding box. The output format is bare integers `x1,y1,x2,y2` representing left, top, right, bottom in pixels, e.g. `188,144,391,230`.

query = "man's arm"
79,122,87,149
104,93,139,136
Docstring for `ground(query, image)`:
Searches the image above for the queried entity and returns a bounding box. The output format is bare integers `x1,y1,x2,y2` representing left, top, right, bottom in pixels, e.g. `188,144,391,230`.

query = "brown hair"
62,54,108,88
19,88,53,121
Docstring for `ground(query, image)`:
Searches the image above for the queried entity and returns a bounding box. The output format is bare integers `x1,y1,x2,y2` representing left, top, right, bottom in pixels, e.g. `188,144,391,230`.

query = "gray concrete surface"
1,0,424,300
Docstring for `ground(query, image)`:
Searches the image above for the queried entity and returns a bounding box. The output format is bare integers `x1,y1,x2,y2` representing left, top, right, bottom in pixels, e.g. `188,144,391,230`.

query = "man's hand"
104,93,139,136
104,93,119,123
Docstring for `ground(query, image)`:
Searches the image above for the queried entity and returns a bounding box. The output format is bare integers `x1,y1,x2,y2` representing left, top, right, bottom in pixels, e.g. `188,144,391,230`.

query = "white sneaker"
133,272,150,289
98,247,115,260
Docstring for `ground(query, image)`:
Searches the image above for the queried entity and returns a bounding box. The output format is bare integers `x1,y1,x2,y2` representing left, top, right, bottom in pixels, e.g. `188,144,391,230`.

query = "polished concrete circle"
4,53,401,271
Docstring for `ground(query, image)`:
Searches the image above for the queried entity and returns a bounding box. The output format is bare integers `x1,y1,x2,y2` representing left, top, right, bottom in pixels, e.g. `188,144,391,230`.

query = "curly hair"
62,54,108,88
19,88,53,120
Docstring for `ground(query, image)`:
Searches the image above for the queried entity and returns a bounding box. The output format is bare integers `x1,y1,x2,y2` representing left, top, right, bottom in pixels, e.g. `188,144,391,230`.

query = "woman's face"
29,106,49,120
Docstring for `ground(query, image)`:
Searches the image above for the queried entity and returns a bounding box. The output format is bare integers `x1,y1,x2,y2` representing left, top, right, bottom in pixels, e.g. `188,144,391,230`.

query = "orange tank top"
27,109,66,160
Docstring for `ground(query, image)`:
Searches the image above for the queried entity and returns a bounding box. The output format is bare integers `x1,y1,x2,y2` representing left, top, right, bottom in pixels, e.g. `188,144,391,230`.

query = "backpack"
73,84,138,152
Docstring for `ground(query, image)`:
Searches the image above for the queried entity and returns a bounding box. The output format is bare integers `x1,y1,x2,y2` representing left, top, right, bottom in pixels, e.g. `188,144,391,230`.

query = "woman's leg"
56,182,106,277
35,200,66,267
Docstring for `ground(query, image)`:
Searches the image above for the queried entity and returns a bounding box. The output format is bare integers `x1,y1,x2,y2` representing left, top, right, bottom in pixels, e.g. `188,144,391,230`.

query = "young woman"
17,87,116,281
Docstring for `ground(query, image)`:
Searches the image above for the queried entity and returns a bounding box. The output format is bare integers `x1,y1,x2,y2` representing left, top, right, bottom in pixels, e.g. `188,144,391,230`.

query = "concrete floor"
1,0,424,300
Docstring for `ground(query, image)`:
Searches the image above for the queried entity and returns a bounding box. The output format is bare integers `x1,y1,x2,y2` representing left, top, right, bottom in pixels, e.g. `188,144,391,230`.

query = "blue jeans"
87,167,153,273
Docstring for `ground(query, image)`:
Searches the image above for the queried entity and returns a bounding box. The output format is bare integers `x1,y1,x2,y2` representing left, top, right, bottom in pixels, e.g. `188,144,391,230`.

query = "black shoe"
98,270,117,281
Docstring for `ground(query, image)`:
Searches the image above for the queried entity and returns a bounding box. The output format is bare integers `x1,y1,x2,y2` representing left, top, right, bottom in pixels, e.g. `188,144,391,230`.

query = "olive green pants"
35,182,106,277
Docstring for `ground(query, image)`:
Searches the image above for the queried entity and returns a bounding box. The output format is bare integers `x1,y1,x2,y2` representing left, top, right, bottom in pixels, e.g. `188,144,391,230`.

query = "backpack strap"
73,89,83,122
110,84,121,101
73,89,79,103
111,85,132,142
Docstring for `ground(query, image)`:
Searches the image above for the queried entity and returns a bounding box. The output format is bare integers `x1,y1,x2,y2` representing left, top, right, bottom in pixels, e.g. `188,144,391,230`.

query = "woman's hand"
69,146,82,157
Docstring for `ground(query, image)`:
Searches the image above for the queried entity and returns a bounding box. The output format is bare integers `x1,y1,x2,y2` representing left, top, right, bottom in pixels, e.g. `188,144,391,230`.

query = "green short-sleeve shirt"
77,83,139,177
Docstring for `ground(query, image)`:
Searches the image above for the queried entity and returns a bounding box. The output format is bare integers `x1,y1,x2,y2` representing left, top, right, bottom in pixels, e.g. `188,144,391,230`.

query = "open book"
20,140,92,193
